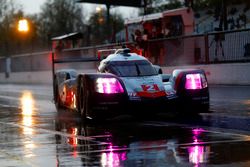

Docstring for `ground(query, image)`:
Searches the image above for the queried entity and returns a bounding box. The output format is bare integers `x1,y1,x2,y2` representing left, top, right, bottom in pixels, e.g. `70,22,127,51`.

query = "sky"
16,0,139,19
17,0,45,14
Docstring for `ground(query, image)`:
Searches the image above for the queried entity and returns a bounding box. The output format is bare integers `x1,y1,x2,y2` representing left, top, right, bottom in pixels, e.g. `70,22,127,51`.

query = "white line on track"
145,121,250,138
0,99,250,154
2,119,250,154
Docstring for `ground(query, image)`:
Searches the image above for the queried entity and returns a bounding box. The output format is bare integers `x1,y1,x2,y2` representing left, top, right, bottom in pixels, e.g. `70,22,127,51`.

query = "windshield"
71,71,78,78
107,60,158,77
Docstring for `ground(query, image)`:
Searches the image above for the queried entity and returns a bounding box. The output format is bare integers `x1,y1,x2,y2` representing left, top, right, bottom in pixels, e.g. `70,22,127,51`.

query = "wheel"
199,103,210,113
78,77,88,121
76,79,81,113
54,84,62,110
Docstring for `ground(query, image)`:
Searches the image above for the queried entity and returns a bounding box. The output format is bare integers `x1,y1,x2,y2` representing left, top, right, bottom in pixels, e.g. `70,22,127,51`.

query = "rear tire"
199,103,210,113
54,84,62,110
78,77,88,121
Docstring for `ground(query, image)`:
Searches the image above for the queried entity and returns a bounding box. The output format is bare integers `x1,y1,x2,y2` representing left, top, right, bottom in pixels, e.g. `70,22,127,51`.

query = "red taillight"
96,78,124,94
97,51,101,60
185,73,207,90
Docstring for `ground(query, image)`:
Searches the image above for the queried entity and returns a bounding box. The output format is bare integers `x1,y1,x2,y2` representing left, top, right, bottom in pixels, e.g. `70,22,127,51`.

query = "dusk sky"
17,0,45,14
16,0,138,19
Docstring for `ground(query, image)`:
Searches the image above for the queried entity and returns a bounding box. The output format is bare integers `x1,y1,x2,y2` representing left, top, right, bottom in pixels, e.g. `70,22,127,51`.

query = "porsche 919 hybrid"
53,48,209,120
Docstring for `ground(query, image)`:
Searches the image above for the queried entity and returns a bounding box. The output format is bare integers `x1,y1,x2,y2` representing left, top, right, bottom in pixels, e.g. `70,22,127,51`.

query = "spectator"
164,27,170,37
210,30,224,61
134,29,143,48
142,29,149,41
142,29,149,57
156,26,164,38
228,17,235,30
240,13,247,27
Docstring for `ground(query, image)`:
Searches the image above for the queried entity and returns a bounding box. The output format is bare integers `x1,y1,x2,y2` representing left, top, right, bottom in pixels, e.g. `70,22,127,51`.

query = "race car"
52,48,209,120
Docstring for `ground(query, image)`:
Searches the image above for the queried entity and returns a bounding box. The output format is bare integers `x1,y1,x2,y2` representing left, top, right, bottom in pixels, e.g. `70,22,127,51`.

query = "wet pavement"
0,84,249,167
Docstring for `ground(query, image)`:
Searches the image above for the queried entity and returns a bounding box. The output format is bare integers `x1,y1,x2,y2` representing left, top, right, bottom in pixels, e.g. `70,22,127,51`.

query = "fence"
0,51,52,73
145,28,250,65
0,28,250,73
207,29,250,63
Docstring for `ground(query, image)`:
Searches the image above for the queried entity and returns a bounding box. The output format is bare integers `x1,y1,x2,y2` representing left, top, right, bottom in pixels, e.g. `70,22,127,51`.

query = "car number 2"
141,84,160,92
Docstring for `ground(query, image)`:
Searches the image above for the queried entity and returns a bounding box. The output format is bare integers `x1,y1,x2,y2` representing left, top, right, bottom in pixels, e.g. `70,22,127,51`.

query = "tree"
139,0,183,15
37,0,86,47
88,9,124,45
0,0,23,56
143,0,249,31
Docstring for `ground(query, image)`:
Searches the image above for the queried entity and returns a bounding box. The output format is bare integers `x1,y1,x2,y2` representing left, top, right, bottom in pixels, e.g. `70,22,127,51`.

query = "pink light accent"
185,74,202,90
189,145,206,164
192,128,205,136
101,143,127,167
96,78,124,94
188,128,209,165
121,152,127,161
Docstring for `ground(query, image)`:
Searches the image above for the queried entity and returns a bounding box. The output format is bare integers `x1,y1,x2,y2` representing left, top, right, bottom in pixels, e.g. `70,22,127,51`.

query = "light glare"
185,74,202,90
96,78,124,94
96,6,102,12
18,19,29,32
21,91,34,116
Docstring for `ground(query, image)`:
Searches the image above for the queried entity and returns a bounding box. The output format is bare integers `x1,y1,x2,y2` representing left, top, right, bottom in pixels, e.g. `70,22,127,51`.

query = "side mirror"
161,74,171,82
153,65,163,74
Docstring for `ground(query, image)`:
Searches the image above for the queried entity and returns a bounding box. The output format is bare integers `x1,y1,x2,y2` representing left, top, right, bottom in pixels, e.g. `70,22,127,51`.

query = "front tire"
79,78,86,120
78,77,92,121
54,84,62,110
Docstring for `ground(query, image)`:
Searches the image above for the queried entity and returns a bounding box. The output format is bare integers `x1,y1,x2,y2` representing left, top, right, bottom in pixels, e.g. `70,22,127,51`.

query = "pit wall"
0,63,250,85
161,63,250,85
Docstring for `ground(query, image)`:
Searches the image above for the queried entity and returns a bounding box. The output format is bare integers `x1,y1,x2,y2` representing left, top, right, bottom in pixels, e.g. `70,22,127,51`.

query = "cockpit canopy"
101,60,158,77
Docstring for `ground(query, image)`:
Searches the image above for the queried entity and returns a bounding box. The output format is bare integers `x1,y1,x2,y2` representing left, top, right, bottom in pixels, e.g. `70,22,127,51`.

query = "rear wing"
51,52,100,100
97,49,116,59
51,52,99,78
51,48,119,83
51,47,128,80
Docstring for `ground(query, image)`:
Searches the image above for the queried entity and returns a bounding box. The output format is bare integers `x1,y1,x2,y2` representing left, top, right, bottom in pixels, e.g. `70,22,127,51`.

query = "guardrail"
0,28,250,73
0,51,52,73
145,28,250,65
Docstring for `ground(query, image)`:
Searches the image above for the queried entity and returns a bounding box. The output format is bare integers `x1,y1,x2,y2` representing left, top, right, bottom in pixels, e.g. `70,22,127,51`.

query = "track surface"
0,84,249,167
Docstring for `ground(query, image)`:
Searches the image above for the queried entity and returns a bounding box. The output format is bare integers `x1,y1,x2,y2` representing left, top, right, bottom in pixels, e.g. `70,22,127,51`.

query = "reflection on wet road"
0,84,249,166
54,113,250,167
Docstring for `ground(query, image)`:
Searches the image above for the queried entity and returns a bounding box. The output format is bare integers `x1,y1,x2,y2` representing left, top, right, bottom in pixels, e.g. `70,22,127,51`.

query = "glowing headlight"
96,78,124,94
185,73,208,90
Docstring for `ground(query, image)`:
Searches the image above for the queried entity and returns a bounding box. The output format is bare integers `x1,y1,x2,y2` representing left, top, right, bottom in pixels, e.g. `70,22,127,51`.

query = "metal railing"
207,29,250,63
145,28,250,65
0,28,250,73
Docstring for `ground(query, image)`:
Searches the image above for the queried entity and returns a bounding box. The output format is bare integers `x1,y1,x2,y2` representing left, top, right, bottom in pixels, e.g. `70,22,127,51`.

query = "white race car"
53,48,209,120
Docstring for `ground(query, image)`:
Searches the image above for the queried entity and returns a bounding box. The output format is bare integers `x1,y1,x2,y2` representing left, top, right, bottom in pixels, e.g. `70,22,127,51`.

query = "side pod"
173,69,210,113
76,73,128,119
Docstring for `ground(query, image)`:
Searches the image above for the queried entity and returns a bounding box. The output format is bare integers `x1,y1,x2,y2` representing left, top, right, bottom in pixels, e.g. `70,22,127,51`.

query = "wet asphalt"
0,84,249,167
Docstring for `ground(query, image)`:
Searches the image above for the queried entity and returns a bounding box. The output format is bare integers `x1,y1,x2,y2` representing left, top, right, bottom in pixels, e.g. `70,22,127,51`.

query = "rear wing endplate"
51,52,100,76
51,52,100,100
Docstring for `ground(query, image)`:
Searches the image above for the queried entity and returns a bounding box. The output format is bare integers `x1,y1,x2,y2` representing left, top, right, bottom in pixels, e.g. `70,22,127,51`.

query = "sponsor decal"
137,84,166,98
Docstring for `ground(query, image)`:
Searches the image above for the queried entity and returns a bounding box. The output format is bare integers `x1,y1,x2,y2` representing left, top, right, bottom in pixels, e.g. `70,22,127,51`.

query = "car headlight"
185,73,208,90
96,78,124,94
